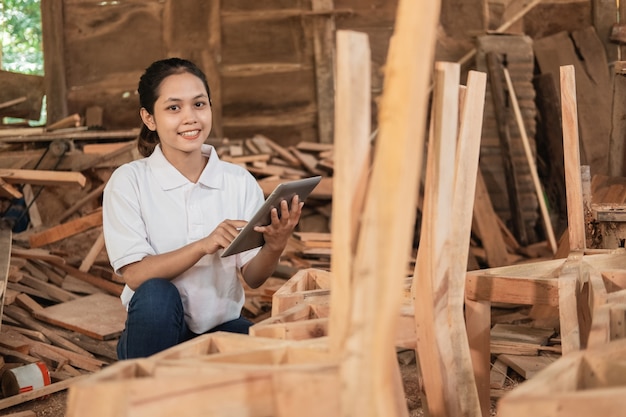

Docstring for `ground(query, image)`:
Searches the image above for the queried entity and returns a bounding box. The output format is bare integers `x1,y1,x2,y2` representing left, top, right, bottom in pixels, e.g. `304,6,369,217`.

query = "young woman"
103,57,303,359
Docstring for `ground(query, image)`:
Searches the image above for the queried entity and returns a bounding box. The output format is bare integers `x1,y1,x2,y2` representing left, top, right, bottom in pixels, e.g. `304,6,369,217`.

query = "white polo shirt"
102,144,264,333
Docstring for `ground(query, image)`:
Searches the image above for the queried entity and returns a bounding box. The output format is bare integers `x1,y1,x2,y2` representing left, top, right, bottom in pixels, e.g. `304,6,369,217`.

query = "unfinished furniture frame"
497,337,626,416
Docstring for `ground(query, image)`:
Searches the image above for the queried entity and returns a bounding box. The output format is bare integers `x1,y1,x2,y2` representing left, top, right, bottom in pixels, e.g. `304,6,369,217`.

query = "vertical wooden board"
341,0,440,415
41,0,68,124
610,63,626,177
560,65,586,251
310,0,336,144
445,70,486,417
0,229,12,333
593,0,619,64
329,30,371,355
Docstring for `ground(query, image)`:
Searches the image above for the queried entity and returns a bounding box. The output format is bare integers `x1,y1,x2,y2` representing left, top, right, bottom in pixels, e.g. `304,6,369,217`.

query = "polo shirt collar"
148,144,224,190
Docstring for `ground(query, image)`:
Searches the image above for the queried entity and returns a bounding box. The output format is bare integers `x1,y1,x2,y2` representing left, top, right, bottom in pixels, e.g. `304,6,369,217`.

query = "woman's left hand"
254,194,303,252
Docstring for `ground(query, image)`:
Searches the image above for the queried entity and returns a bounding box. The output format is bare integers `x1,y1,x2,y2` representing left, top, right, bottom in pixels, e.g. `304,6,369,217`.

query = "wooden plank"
33,293,126,341
40,0,68,125
413,61,462,417
2,305,93,357
466,297,492,416
341,0,439,414
466,273,559,306
53,263,123,297
610,62,626,177
0,168,86,188
22,184,42,228
560,65,586,252
442,69,486,417
0,229,11,333
328,30,372,357
498,354,557,379
490,358,508,389
79,229,105,272
472,170,509,267
29,210,102,248
311,0,336,144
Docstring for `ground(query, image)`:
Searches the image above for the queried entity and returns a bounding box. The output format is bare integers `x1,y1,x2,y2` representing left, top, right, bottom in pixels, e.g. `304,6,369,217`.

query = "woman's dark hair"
137,57,212,157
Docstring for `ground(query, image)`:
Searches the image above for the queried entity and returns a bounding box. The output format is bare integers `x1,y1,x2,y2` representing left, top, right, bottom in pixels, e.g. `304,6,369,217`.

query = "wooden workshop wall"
42,0,398,148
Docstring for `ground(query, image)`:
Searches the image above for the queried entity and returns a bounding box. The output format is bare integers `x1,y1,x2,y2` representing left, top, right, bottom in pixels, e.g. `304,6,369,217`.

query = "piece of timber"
343,0,439,415
329,30,372,358
33,293,126,341
52,263,123,297
561,65,586,251
0,229,11,333
29,210,102,248
0,128,140,143
0,168,86,188
310,0,336,145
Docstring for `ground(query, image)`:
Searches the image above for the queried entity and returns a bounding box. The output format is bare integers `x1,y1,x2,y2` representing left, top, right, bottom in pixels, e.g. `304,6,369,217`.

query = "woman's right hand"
203,219,248,254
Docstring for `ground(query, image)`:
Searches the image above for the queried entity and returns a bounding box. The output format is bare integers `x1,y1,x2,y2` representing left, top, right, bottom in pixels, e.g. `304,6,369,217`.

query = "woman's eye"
195,101,206,108
168,105,180,111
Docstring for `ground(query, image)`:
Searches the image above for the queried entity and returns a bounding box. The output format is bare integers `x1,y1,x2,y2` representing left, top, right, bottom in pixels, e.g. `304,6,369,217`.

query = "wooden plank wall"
42,0,398,148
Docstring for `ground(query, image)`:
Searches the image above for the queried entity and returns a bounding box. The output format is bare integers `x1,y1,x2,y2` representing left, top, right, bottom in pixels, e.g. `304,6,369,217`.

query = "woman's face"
141,72,212,157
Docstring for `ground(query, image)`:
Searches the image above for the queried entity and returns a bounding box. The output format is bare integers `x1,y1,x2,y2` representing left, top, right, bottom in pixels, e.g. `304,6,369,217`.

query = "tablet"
221,176,322,257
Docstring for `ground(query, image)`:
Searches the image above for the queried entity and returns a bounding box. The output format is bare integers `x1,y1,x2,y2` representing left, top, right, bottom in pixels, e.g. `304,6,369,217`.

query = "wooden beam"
40,0,68,125
311,0,336,144
29,210,102,248
560,65,586,252
329,29,371,356
342,0,439,415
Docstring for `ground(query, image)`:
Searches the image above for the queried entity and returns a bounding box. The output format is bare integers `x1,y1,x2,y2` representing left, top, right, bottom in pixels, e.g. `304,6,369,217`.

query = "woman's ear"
140,108,156,131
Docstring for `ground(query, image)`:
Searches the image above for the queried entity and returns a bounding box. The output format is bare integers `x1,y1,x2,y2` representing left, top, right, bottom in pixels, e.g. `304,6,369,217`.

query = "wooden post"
311,0,336,144
340,0,440,415
328,30,371,356
560,65,586,252
40,0,68,125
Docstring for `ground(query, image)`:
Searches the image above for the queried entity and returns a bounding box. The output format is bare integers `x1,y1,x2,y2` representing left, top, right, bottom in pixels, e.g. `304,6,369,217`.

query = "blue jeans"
117,278,252,360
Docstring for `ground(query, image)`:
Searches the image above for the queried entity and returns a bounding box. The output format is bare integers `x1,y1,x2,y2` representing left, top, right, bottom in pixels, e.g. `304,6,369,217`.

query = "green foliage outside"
0,0,43,75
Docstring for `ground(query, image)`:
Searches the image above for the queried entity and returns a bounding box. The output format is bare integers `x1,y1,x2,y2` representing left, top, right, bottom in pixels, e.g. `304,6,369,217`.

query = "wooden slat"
328,30,372,358
0,168,86,188
445,69,486,417
0,229,11,333
561,64,586,251
311,0,336,144
29,210,102,248
341,0,439,414
413,61,460,417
